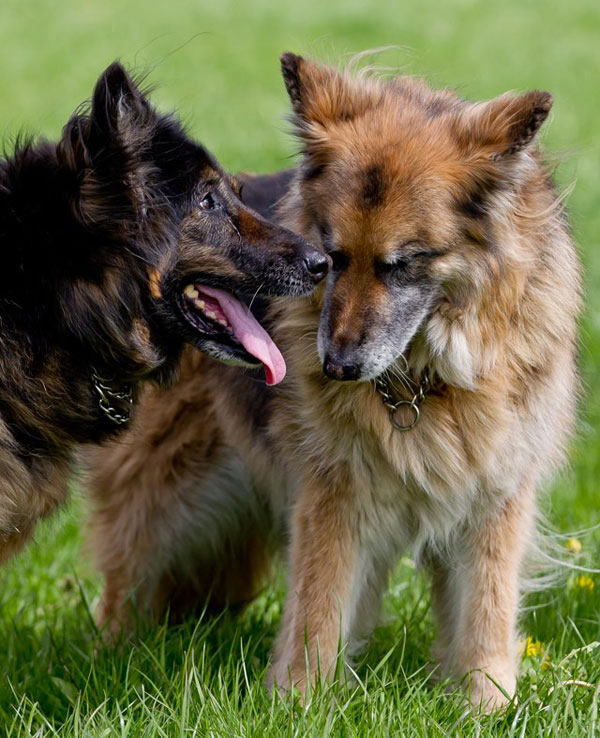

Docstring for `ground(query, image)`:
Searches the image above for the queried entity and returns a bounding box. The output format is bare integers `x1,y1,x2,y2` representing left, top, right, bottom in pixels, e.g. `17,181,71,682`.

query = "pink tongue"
199,286,286,386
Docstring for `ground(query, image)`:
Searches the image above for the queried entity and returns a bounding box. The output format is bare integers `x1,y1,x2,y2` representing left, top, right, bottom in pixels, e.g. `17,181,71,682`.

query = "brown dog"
86,53,581,710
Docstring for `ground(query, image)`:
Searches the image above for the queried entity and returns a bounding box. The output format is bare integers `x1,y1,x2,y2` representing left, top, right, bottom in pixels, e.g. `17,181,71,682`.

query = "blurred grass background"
0,0,599,735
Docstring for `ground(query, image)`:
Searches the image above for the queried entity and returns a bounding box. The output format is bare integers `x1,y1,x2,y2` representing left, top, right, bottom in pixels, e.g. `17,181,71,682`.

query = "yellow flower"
523,636,544,658
575,575,594,591
521,636,551,669
565,538,582,554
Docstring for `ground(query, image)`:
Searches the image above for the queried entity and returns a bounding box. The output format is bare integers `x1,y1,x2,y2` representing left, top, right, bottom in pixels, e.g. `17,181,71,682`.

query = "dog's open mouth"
179,284,286,385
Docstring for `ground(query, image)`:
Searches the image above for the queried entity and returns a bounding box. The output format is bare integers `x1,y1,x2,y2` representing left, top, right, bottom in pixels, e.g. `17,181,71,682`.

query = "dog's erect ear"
280,52,380,176
87,62,153,154
57,63,157,229
281,52,378,130
458,90,553,159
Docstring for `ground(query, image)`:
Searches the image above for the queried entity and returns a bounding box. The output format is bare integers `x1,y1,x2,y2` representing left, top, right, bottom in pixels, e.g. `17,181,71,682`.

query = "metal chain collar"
91,368,133,426
374,368,430,431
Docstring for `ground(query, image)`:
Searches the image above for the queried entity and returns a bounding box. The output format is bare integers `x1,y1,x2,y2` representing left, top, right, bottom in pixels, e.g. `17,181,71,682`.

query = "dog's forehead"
198,160,221,182
334,156,447,218
352,124,458,189
191,144,225,182
318,141,461,257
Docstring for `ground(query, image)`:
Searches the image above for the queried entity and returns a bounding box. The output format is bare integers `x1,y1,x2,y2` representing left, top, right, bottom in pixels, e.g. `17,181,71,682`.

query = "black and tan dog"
0,61,327,565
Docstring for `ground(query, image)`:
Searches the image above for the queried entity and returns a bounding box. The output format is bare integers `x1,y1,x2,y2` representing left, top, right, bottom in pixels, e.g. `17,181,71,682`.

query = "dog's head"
280,53,553,384
2,62,327,386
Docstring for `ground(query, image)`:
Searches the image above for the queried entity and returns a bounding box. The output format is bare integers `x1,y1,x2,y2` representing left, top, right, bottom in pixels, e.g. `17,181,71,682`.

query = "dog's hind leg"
152,529,272,621
425,548,462,672
431,485,536,711
85,377,270,635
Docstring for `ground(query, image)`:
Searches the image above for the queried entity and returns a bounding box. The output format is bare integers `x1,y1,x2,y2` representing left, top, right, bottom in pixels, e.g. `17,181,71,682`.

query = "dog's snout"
323,355,361,381
302,249,330,283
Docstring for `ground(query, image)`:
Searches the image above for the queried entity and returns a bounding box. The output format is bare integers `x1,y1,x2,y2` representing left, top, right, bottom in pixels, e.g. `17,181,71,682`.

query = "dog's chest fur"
224,306,570,561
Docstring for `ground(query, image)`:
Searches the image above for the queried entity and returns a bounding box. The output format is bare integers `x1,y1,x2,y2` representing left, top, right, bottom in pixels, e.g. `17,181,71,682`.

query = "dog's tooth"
184,284,199,299
195,299,206,310
217,318,228,327
205,310,217,320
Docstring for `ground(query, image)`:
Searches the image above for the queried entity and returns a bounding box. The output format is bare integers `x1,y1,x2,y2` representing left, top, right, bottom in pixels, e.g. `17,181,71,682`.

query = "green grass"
1,0,599,734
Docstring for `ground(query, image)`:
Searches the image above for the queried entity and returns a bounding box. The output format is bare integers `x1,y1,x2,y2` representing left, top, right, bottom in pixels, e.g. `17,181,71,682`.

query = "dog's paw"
95,598,135,646
462,665,517,713
265,660,309,698
266,656,353,705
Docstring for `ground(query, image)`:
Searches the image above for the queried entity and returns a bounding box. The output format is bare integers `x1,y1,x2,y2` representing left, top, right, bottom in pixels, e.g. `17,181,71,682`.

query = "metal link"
374,368,430,432
91,368,133,426
390,401,420,431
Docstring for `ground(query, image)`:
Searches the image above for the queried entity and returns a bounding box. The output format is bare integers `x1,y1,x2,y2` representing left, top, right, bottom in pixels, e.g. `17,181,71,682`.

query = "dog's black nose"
303,250,330,283
323,357,361,381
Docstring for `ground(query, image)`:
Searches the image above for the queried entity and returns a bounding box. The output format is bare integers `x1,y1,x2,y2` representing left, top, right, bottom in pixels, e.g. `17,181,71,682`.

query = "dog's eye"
329,250,349,271
378,257,409,274
392,257,410,271
200,194,215,211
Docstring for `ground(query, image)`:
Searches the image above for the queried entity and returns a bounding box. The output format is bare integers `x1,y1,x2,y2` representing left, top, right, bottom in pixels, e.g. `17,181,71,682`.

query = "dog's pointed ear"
281,52,378,130
57,63,157,228
87,62,153,153
280,52,379,177
459,90,553,159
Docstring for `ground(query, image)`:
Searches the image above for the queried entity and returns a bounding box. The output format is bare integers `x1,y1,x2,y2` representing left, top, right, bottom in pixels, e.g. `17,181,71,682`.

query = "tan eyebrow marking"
148,268,162,299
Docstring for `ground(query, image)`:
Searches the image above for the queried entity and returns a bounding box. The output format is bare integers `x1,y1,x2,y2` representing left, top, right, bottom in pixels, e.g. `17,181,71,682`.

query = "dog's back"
238,169,296,220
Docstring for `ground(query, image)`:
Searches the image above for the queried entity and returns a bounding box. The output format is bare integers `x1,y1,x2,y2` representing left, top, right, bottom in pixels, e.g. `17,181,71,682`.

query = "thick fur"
0,61,324,566
86,54,581,710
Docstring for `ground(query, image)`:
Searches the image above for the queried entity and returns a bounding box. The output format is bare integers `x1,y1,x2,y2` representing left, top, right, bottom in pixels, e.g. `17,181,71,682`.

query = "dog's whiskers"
385,361,414,394
248,283,264,312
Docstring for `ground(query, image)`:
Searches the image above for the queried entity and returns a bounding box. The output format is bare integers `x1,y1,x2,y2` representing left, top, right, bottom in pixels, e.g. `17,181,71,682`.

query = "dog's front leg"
267,471,358,696
436,484,536,711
